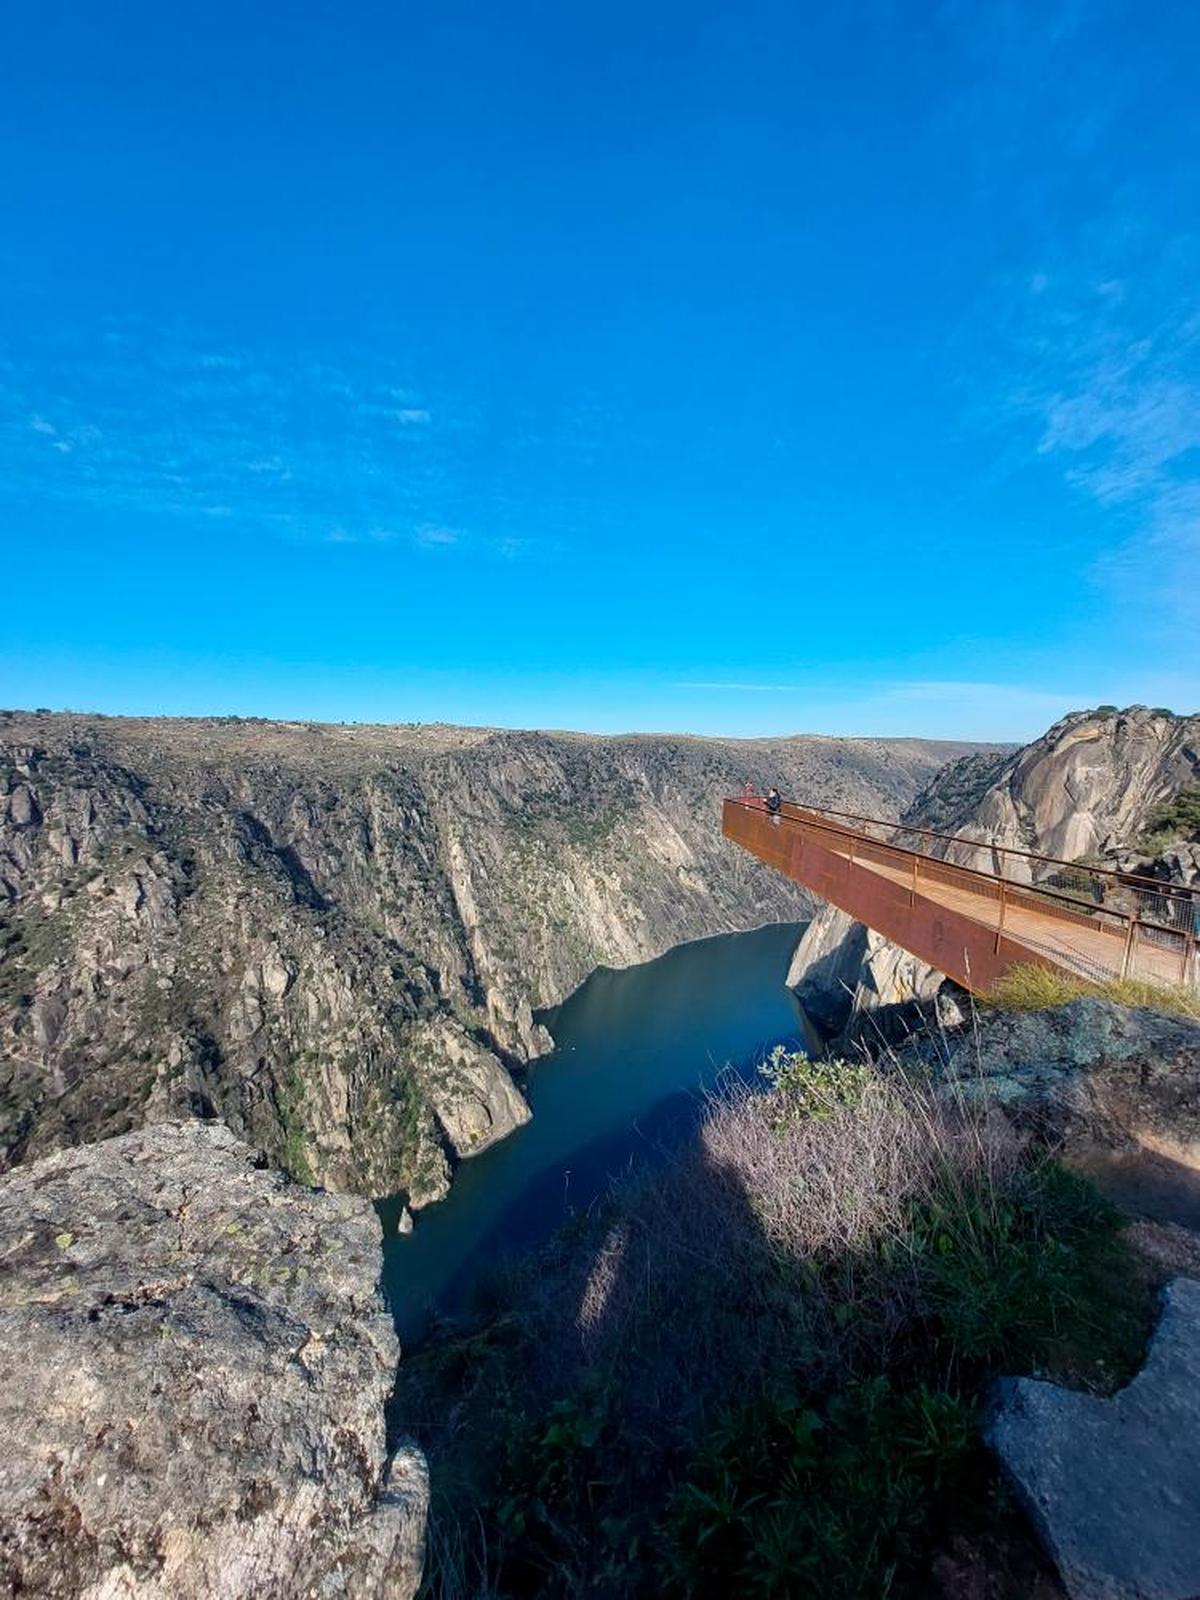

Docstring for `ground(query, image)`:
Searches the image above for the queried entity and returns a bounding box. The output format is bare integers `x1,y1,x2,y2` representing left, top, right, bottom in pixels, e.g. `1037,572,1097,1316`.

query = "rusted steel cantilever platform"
723,797,1197,995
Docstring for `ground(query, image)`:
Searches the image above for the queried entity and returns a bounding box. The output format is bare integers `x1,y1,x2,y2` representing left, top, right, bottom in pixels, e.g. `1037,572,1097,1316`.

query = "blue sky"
1,0,1196,740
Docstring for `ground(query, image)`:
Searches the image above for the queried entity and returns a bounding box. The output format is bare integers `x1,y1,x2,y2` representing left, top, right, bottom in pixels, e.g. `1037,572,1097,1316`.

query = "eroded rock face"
791,707,1200,1040
961,709,1198,868
788,916,951,1040
0,1121,426,1599
406,1018,532,1159
0,712,978,1200
893,997,1200,1163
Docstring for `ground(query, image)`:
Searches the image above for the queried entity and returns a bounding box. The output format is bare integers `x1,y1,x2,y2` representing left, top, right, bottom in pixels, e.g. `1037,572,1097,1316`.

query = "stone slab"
988,1277,1200,1600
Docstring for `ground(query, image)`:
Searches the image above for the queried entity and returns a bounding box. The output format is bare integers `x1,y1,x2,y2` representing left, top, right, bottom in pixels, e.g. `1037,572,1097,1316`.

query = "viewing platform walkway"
723,797,1198,996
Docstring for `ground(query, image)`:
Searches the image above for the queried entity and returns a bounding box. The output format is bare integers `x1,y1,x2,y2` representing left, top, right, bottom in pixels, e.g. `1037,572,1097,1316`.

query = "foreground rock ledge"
0,1121,427,1599
990,1277,1200,1600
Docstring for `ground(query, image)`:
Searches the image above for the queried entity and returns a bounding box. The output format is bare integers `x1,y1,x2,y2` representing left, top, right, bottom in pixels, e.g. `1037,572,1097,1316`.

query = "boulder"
894,998,1200,1166
989,1278,1200,1600
0,1121,426,1598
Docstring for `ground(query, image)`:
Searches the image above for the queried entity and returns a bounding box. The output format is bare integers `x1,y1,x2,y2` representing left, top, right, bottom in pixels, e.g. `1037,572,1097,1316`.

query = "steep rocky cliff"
790,706,1200,1036
0,711,979,1201
918,705,1200,869
0,1120,426,1599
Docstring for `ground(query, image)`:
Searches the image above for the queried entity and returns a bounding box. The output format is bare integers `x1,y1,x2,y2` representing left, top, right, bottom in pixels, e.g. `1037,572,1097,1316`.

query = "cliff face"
924,706,1200,871
0,711,979,1201
0,1120,426,1600
790,706,1200,1036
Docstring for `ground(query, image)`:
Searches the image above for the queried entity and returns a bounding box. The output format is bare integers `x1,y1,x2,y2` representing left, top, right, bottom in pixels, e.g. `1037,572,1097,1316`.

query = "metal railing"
729,796,1199,990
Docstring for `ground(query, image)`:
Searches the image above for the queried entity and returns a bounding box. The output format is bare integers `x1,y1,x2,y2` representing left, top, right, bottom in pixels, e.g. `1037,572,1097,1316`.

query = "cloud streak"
1013,271,1200,624
934,1,1200,631
677,678,1091,714
676,681,809,693
0,315,530,558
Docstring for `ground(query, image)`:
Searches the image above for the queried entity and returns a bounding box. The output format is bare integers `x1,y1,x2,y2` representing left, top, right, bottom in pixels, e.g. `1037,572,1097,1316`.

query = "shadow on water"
379,921,813,1342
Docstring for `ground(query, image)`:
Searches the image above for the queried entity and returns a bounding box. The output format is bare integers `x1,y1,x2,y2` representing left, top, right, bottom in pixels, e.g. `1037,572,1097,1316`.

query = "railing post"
995,881,1007,955
910,852,918,907
1120,916,1138,981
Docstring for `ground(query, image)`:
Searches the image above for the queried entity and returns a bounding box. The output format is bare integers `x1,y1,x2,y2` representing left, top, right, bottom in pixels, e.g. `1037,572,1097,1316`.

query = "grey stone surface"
895,998,1200,1162
0,1120,426,1599
989,1277,1200,1600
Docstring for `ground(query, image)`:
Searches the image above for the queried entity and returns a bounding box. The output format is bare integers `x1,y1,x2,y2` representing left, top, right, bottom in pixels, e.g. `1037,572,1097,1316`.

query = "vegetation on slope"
397,1055,1157,1599
3,711,972,1192
1139,784,1200,850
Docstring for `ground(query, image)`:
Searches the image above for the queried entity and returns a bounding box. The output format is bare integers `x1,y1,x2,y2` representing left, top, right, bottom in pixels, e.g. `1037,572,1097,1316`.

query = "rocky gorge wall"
0,711,982,1203
789,706,1200,1038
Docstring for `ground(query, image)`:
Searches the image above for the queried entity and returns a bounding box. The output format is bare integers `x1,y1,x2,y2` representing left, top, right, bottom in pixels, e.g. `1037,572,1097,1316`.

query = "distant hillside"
0,710,986,1202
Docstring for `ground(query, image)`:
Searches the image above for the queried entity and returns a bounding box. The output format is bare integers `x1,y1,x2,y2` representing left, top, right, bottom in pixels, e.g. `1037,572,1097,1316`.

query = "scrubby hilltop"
0,710,982,1201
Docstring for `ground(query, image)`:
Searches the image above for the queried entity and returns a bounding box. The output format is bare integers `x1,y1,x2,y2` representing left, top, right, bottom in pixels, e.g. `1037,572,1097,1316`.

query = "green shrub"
493,1399,629,1593
758,1047,870,1121
906,1161,1149,1385
275,1066,315,1185
663,1379,975,1598
1139,784,1200,848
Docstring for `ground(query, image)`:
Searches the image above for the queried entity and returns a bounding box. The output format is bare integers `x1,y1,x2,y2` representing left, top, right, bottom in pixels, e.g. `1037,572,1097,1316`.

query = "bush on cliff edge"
400,1054,1158,1599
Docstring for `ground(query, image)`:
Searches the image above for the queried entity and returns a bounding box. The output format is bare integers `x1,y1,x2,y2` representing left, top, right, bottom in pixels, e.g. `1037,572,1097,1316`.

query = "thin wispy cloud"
943,2,1200,630
1008,265,1200,624
676,681,809,693
677,679,1089,716
879,681,1086,710
413,524,460,549
0,315,529,558
324,524,407,546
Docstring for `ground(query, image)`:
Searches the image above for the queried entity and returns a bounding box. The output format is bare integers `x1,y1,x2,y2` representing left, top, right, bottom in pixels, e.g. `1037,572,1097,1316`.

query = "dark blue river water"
379,920,808,1341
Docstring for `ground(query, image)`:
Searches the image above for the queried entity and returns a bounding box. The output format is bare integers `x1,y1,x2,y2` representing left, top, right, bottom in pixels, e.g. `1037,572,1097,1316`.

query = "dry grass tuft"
985,962,1200,1021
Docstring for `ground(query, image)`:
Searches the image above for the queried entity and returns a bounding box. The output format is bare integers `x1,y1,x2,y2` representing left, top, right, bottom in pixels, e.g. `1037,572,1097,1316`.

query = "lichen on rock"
0,1120,426,1599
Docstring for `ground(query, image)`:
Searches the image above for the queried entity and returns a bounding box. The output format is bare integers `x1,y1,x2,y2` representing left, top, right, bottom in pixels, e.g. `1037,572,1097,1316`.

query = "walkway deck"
723,798,1197,996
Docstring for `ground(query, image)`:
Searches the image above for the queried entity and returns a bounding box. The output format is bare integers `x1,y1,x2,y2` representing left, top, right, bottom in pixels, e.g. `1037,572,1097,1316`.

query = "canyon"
0,709,982,1204
4,704,1200,1599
